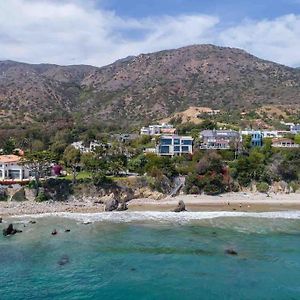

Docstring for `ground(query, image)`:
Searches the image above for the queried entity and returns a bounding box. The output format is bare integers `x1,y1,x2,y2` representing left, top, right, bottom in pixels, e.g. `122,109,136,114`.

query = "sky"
1,0,300,67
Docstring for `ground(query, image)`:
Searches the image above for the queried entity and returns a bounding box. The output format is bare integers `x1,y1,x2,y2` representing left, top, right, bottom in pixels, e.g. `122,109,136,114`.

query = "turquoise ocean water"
1,211,300,300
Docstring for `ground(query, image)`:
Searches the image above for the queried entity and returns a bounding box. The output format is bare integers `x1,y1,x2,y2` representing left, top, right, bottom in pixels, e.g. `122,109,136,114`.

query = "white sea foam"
11,210,300,224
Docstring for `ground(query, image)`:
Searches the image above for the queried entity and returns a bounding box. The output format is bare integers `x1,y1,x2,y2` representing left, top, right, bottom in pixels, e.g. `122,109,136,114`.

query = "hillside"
1,44,300,128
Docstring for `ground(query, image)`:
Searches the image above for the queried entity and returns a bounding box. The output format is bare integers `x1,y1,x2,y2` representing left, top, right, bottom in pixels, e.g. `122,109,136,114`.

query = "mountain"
1,44,300,128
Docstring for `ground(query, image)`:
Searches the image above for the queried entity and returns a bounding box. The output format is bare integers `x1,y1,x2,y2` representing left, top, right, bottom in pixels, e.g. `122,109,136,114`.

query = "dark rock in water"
3,224,22,236
0,217,2,223
51,229,58,236
58,255,70,266
65,229,71,232
105,199,119,212
130,268,136,272
29,220,36,224
116,201,128,211
225,249,238,256
173,200,186,212
83,222,91,225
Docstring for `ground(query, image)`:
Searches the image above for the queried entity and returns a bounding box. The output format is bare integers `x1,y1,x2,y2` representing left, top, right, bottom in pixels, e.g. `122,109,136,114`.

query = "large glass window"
174,139,180,145
182,140,192,145
181,146,190,152
8,170,21,179
160,138,172,145
174,146,180,152
159,146,170,154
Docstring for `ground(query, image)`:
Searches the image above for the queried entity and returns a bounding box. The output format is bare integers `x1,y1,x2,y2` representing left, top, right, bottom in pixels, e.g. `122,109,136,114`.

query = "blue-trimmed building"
157,135,193,156
241,130,263,147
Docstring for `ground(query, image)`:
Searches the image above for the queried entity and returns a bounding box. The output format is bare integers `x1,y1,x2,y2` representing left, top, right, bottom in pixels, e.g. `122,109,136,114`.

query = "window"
174,139,180,145
182,140,192,145
181,146,190,152
160,138,172,145
159,146,170,154
8,170,21,179
174,146,180,152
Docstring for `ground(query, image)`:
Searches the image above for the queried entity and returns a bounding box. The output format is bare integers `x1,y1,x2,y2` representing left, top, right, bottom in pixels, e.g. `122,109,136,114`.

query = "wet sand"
0,192,299,217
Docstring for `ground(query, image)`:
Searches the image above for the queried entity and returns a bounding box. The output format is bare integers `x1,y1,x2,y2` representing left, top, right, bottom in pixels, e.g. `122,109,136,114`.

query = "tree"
295,134,300,145
21,151,54,192
63,146,81,184
3,138,16,154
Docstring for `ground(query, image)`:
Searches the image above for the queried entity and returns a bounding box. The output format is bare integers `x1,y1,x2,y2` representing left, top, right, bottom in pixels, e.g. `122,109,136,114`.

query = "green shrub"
256,182,270,193
35,192,48,202
289,181,300,193
93,173,114,188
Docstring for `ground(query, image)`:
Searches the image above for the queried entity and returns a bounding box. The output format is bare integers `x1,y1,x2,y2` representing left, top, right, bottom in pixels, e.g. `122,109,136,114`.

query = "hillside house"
0,155,30,181
241,130,263,147
272,138,299,148
140,124,176,136
157,135,193,156
199,130,241,150
290,124,300,134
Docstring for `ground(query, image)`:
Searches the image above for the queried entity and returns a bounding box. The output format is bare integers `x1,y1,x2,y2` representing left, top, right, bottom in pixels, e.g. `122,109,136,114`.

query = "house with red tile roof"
0,155,30,181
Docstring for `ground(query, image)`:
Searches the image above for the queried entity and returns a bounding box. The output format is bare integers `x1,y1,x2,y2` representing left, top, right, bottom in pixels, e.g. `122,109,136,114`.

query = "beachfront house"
140,124,176,136
199,129,241,150
241,130,263,147
271,138,299,148
157,135,193,156
0,155,30,181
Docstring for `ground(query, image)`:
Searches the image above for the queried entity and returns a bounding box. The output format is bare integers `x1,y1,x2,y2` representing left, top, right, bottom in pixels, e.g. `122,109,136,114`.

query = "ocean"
1,211,300,300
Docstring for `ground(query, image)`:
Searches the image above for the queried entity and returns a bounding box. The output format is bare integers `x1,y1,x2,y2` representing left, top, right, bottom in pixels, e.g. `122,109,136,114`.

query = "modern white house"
0,155,30,181
157,135,193,156
140,124,176,136
261,130,289,138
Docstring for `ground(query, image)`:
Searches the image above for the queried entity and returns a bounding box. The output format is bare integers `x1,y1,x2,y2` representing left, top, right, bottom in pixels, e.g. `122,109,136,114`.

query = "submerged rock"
3,224,22,236
29,220,36,224
225,249,238,256
65,229,71,232
105,199,119,211
0,217,2,223
58,255,70,266
173,200,186,212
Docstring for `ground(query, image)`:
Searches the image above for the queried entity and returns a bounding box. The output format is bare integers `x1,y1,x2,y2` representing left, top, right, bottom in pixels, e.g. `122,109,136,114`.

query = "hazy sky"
1,0,300,67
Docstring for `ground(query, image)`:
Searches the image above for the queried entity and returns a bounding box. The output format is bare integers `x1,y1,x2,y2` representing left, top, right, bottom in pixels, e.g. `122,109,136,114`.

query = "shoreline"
1,192,300,218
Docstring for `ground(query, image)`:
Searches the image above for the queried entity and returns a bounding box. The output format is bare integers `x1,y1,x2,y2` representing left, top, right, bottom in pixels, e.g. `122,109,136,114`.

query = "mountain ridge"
1,44,300,128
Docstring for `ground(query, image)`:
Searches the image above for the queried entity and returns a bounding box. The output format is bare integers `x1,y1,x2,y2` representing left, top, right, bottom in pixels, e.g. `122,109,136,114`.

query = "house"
140,124,175,136
271,138,299,148
71,140,112,153
261,130,289,138
0,155,30,181
241,130,263,147
290,124,300,134
114,134,139,143
157,135,193,156
199,130,241,150
71,141,90,153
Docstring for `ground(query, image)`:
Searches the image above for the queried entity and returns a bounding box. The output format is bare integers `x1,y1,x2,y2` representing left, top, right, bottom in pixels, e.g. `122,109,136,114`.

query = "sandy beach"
0,192,300,217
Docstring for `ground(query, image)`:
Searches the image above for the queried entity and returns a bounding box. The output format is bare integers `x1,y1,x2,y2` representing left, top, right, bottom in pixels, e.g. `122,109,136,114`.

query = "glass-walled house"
157,135,193,156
